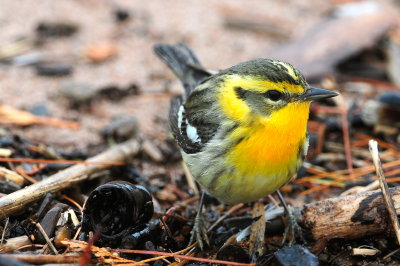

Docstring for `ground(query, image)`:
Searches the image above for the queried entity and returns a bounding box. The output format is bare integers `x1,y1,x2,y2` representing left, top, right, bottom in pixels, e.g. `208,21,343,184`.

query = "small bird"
154,43,338,247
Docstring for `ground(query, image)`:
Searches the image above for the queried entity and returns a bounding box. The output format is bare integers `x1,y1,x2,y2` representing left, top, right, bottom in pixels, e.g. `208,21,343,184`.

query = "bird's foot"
282,205,302,246
189,210,209,250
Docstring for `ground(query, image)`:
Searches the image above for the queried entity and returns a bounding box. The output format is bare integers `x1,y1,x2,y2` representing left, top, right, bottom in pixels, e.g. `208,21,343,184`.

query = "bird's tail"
153,43,211,96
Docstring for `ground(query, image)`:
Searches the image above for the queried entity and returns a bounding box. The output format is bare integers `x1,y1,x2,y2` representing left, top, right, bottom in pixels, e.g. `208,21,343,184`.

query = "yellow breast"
208,102,310,204
227,101,310,176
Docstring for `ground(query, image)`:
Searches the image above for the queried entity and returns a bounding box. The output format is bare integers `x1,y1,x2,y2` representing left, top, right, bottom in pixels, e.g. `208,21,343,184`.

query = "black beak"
301,87,338,101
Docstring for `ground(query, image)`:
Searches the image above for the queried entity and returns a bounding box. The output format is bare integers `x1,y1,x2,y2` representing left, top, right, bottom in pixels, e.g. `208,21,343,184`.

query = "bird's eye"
264,90,282,101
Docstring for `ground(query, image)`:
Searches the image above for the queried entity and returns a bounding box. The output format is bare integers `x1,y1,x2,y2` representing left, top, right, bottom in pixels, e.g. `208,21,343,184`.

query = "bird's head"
217,59,338,122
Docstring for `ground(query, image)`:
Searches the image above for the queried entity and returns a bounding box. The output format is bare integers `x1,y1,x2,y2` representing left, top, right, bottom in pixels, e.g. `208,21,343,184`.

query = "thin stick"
369,140,400,245
15,167,37,184
0,140,140,219
182,161,199,195
1,217,9,246
15,244,44,251
0,157,125,166
276,190,290,212
268,194,280,207
34,222,58,255
60,195,83,212
7,254,81,264
72,226,82,241
383,247,400,260
111,246,256,266
339,96,353,172
208,203,244,232
341,180,379,196
132,242,197,265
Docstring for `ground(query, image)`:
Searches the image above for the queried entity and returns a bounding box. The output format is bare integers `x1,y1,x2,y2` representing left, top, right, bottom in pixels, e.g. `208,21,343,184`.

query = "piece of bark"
0,236,31,252
0,167,24,186
0,139,140,219
300,186,400,241
249,202,265,261
263,3,399,80
229,187,400,243
36,205,64,244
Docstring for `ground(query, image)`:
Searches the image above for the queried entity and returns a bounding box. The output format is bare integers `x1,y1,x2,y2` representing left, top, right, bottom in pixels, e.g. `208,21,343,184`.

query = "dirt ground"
0,0,330,150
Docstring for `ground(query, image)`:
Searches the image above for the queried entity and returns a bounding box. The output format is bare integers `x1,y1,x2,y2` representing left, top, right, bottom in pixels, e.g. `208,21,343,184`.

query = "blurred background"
1,1,400,264
0,0,399,150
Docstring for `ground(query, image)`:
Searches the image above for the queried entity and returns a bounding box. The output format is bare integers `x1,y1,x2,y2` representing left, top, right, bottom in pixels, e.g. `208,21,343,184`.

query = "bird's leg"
276,190,301,246
189,191,209,250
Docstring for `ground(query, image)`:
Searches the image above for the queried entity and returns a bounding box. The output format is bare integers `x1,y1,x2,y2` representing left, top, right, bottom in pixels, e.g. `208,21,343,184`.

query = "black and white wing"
169,95,219,154
155,43,221,154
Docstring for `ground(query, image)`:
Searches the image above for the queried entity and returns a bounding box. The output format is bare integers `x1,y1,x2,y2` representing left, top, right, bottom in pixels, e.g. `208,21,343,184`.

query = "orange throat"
227,102,310,175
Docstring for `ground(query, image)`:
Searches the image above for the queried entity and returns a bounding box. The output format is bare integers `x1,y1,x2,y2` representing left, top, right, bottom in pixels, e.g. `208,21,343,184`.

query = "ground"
0,0,329,149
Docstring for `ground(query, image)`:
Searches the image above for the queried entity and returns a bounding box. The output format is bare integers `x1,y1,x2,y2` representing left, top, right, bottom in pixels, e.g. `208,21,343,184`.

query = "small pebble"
114,9,131,22
35,63,73,77
58,81,96,107
36,21,79,38
101,115,139,141
273,245,319,266
12,52,45,66
28,103,50,117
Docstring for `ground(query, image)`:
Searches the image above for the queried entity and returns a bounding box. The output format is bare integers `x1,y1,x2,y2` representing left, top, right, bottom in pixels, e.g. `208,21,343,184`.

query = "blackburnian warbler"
154,43,338,247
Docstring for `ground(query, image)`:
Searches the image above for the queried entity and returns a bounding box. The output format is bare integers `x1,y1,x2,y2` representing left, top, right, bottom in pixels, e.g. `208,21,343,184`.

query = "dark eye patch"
235,87,246,99
264,90,282,101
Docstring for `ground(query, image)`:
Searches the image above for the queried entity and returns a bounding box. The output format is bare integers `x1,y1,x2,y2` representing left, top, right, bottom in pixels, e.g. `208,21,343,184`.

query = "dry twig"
182,161,199,196
0,140,140,219
369,140,400,244
0,104,79,129
5,254,81,264
34,222,58,255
